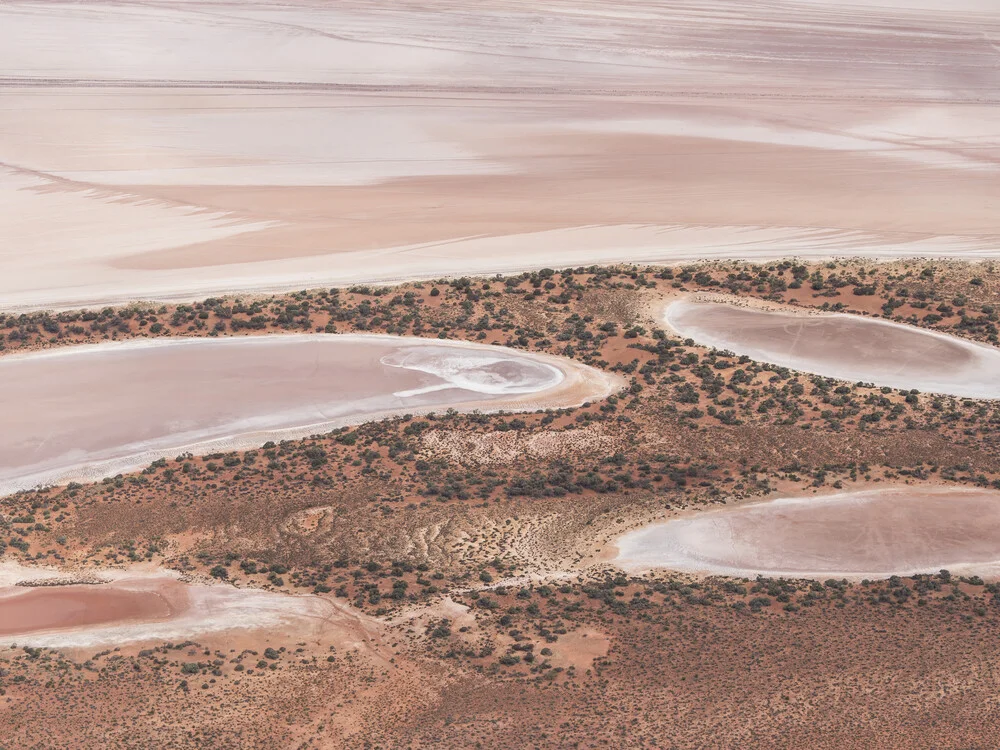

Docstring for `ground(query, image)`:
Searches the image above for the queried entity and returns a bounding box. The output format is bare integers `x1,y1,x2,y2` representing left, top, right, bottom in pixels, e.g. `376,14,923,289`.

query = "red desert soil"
1,0,999,743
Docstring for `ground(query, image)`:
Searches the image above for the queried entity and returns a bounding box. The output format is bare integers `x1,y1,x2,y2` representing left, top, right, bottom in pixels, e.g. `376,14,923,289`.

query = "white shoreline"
8,239,1000,314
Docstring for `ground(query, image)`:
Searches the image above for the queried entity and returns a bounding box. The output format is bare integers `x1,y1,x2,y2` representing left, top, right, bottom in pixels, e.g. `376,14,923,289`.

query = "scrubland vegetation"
4,259,1000,748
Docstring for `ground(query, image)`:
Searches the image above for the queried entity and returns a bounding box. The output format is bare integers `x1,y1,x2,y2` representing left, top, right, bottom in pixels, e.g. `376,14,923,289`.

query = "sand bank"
615,487,1000,580
664,299,1000,400
1,0,998,309
0,334,621,496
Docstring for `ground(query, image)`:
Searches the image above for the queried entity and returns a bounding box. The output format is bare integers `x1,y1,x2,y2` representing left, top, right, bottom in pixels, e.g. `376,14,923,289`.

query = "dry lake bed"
664,299,1000,400
616,487,1000,579
0,334,619,495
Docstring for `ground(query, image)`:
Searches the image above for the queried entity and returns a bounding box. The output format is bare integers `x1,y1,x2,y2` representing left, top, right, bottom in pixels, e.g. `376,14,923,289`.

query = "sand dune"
615,487,1000,579
0,334,619,496
1,0,998,309
663,299,1000,399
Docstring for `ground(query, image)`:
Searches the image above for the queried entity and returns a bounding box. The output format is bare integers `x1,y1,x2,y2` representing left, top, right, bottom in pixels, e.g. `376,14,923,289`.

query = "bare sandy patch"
663,298,1000,399
0,334,620,495
615,486,1000,579
418,425,621,467
388,596,479,645
544,628,610,671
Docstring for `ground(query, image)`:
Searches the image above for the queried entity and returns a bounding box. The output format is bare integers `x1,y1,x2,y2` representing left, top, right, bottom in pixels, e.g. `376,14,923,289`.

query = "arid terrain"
3,0,1000,747
1,260,1000,747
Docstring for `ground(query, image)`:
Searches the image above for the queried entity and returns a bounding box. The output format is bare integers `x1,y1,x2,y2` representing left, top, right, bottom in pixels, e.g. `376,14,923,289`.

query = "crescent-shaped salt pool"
0,334,620,495
664,299,1000,399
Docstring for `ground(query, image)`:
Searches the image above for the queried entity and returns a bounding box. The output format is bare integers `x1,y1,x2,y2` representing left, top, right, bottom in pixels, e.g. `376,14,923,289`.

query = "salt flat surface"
1,0,998,309
0,569,346,648
664,300,1000,400
616,487,1000,579
0,334,618,495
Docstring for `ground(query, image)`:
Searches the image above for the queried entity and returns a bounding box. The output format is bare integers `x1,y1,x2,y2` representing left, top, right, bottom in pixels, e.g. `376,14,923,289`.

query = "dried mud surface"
0,582,180,635
0,563,375,651
1,0,999,308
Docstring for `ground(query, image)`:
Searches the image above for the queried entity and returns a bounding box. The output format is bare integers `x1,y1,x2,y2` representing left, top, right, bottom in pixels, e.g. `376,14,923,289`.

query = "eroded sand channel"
616,487,1000,579
0,334,619,495
664,300,1000,399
